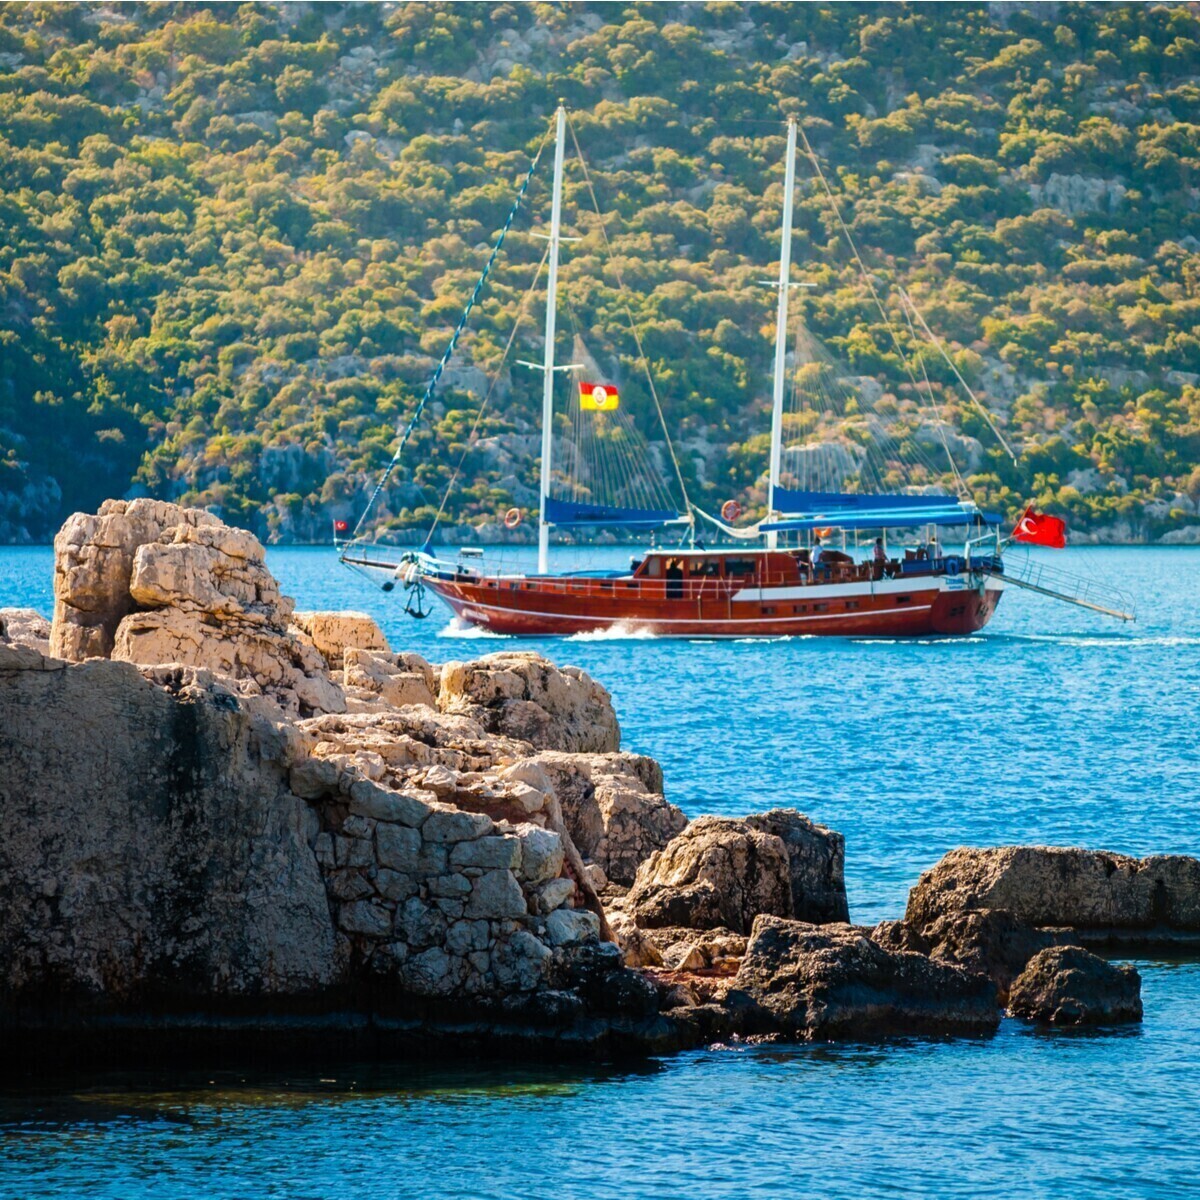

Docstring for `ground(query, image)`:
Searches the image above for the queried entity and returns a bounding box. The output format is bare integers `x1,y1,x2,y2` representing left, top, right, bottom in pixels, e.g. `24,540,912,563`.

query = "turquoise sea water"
2,543,1198,1198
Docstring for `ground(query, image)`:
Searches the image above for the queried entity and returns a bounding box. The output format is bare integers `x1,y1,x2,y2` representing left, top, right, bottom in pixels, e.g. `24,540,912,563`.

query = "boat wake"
437,617,511,640
996,632,1192,648
567,621,658,642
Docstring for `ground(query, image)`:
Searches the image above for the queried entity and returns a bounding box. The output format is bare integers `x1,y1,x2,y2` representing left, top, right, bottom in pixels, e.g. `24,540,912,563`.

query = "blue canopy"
774,487,955,515
544,496,684,527
761,503,1002,533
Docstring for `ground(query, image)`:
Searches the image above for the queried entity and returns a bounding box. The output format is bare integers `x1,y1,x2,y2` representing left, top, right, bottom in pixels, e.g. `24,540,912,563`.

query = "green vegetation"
2,1,1200,543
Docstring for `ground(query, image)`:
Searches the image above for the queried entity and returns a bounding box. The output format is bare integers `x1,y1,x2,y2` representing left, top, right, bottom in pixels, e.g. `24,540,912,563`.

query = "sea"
1,543,1197,1198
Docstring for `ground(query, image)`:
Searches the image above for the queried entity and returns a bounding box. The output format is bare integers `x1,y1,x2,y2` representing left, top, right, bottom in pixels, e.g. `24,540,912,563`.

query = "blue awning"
544,496,684,527
774,487,955,515
761,505,1001,533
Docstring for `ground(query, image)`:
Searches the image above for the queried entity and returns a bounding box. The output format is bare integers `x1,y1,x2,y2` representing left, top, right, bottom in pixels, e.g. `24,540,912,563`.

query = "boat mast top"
537,104,567,575
767,117,798,551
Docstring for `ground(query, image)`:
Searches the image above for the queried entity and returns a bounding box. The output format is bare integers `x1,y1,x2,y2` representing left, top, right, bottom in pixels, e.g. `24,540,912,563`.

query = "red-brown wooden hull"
420,573,1002,637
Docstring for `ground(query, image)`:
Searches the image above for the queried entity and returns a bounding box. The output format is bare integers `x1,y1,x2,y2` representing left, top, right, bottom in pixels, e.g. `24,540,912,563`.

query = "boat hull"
418,572,1003,638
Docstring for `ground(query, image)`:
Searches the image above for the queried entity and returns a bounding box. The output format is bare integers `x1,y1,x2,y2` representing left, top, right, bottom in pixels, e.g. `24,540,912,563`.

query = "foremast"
537,105,567,574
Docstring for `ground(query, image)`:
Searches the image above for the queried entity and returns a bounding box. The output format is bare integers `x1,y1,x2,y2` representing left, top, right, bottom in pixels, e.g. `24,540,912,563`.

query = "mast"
537,105,567,574
766,117,797,551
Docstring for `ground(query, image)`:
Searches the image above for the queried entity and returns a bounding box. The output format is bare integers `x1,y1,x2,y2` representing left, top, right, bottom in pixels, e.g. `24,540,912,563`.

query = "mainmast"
537,105,567,575
766,117,798,551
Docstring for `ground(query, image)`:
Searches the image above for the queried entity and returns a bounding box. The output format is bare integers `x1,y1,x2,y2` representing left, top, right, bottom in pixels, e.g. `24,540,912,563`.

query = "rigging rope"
566,115,693,519
899,288,1019,465
795,124,979,496
425,242,552,544
345,124,552,546
795,121,1017,473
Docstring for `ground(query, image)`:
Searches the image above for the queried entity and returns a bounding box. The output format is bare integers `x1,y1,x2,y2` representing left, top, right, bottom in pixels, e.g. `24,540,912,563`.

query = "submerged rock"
1007,947,1142,1025
725,915,999,1039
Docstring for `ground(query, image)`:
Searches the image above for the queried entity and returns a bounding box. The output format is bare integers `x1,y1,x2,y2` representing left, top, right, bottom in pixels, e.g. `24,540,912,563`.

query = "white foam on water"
436,617,511,640
567,621,658,642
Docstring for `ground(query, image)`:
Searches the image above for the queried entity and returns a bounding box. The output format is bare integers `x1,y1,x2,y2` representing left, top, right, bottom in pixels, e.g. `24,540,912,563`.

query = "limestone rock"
0,644,340,1001
344,647,437,709
0,608,51,654
725,915,1000,1039
905,846,1200,938
874,909,1060,1001
626,810,848,934
50,501,346,717
533,751,685,884
1007,947,1142,1025
51,499,219,659
743,809,849,923
293,610,388,670
625,815,793,934
439,651,620,752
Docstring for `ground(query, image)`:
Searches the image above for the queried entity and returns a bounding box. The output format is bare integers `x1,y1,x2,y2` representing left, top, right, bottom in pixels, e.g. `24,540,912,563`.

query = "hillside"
2,0,1200,544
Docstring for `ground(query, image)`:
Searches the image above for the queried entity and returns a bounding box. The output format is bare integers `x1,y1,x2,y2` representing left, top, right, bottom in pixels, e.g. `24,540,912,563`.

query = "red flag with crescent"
1012,505,1066,548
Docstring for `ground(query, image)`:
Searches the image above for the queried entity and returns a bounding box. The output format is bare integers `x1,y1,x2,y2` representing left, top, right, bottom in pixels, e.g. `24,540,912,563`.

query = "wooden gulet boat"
341,109,1133,636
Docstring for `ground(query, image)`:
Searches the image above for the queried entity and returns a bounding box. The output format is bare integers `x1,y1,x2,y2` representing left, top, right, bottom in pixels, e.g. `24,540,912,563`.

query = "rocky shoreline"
0,499,1194,1065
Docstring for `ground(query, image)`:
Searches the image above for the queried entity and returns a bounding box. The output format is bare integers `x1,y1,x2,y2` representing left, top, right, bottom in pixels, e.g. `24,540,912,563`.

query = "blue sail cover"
761,504,1001,533
544,496,683,527
774,488,955,515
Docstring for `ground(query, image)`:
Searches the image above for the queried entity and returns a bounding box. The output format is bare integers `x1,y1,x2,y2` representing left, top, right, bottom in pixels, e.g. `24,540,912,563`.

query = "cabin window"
600,581,613,590
949,604,965,616
792,605,806,614
724,559,756,577
763,606,776,615
897,595,911,604
644,559,661,577
846,600,859,610
689,560,719,577
813,603,828,613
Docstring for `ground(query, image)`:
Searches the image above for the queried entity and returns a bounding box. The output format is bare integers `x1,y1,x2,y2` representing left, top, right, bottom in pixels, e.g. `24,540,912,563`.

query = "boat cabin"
629,545,991,588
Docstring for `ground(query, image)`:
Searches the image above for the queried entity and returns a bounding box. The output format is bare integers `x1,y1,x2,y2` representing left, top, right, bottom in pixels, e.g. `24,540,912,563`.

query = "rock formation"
1,502,1166,1061
722,916,1000,1039
904,846,1200,944
624,812,847,934
1007,947,1143,1025
0,608,50,654
439,651,621,753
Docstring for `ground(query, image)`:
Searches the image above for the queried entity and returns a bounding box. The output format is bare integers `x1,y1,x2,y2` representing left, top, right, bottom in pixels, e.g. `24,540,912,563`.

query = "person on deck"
811,536,824,579
872,537,887,580
929,536,942,562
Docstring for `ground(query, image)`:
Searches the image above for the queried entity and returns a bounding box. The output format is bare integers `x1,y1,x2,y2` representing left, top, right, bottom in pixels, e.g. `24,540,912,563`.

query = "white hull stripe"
443,595,937,626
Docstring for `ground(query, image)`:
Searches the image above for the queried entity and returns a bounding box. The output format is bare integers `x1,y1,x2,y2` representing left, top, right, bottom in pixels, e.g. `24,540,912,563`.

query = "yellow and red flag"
579,381,619,411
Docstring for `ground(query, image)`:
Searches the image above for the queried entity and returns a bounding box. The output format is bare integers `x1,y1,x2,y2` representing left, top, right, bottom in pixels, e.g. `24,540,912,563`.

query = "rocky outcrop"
0,645,340,1001
0,641,661,1053
625,812,847,934
50,500,349,716
343,647,438,710
723,916,999,1039
439,651,621,753
293,610,388,670
874,909,1061,1002
905,847,1200,945
532,751,686,885
0,608,50,653
1007,947,1142,1025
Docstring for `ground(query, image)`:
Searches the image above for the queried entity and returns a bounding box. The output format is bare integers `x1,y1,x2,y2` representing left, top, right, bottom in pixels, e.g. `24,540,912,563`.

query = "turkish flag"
1012,505,1066,548
333,519,349,533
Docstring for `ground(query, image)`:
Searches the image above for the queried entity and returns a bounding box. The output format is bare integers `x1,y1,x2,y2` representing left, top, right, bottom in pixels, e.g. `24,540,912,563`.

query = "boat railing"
993,551,1136,621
